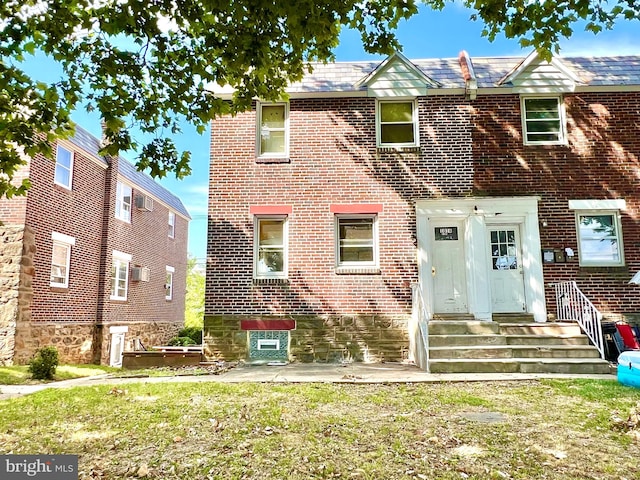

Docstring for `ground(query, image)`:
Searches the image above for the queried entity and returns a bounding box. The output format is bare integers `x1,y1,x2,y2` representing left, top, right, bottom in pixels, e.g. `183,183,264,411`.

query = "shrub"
178,326,202,344
167,336,197,347
28,346,59,380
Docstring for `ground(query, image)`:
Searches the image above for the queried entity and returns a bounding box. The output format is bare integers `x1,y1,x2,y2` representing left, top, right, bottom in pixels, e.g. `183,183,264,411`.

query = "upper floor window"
377,99,419,147
110,250,131,300
115,182,132,222
257,102,289,157
254,216,288,278
521,97,566,145
54,145,73,189
336,215,379,268
50,232,75,288
165,266,174,300
569,199,625,267
168,211,176,238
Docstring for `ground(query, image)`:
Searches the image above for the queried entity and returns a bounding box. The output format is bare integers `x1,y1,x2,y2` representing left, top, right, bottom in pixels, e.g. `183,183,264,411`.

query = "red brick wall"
207,96,473,317
0,160,30,224
24,146,106,323
100,157,188,328
472,92,640,317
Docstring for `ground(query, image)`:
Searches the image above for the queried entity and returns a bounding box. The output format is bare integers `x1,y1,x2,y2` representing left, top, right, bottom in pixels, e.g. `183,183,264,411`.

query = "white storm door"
432,222,468,313
110,333,125,367
488,226,526,312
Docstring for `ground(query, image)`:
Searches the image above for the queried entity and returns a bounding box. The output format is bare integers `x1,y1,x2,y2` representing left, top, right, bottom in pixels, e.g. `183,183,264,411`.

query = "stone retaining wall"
204,315,410,363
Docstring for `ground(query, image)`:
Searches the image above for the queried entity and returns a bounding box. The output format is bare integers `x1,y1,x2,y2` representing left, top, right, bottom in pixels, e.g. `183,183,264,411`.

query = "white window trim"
115,181,132,223
165,265,174,300
256,101,290,158
521,96,567,146
573,210,625,267
168,211,176,239
376,98,419,148
335,214,379,269
253,216,289,279
110,250,131,300
50,232,75,288
54,145,74,190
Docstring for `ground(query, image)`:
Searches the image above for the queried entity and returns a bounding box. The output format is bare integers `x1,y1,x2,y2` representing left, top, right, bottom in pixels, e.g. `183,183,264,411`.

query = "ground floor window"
336,215,378,268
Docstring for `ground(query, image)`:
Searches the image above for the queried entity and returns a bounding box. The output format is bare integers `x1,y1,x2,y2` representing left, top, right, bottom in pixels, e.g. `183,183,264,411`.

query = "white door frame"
416,196,546,322
109,325,129,367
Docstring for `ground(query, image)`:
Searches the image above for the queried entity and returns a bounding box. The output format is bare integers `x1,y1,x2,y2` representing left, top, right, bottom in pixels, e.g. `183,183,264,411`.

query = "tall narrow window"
257,102,288,157
115,182,132,222
110,251,131,300
54,145,73,189
168,211,176,238
377,100,418,147
165,266,174,300
522,97,565,144
254,217,287,278
336,216,378,267
50,232,75,288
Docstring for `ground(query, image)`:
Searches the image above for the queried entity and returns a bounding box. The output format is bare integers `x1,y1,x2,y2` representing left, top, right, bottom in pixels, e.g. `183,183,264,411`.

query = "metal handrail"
554,281,605,359
411,283,430,373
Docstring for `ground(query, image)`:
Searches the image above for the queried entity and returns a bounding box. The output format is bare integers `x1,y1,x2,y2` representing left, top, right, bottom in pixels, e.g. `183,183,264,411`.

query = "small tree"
185,256,204,329
28,346,59,380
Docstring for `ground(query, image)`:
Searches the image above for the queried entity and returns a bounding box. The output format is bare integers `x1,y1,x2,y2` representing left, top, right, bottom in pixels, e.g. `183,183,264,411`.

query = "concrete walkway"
0,362,617,401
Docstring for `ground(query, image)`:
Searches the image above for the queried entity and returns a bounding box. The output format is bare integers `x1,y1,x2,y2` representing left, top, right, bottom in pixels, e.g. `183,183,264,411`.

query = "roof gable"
498,50,584,93
355,51,440,97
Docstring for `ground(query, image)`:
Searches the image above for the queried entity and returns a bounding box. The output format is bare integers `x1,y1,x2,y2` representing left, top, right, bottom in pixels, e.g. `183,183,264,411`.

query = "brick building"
0,126,190,366
205,51,640,368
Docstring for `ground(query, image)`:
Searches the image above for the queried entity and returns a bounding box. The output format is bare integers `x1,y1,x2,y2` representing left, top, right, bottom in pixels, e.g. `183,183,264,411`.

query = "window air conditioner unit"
131,266,150,282
135,194,154,211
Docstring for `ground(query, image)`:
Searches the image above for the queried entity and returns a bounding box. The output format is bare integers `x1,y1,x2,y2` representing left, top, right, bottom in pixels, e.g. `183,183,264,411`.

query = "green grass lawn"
0,379,639,479
0,364,118,385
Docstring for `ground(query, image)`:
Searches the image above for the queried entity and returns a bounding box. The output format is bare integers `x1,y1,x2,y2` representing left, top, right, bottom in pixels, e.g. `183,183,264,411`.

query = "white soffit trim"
568,199,626,210
51,231,76,245
498,50,584,94
112,250,132,261
109,325,129,334
354,51,441,95
58,138,108,170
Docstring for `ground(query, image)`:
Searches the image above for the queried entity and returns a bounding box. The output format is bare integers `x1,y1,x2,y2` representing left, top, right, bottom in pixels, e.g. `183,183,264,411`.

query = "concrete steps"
426,316,611,374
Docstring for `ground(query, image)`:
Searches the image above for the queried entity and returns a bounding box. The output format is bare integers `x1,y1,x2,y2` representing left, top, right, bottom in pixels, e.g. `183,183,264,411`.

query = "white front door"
110,333,125,367
432,221,468,313
488,226,526,312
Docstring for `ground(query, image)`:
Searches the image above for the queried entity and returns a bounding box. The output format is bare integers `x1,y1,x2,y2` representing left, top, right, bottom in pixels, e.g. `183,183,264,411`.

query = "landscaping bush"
178,326,202,344
28,346,59,380
167,336,198,347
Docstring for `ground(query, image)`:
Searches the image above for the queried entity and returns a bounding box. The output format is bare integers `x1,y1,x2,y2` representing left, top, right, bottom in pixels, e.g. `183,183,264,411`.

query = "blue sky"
63,4,640,265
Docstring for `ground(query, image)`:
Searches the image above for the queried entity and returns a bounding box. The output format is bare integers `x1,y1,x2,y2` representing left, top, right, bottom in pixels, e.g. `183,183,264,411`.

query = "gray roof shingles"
292,55,640,93
69,125,190,219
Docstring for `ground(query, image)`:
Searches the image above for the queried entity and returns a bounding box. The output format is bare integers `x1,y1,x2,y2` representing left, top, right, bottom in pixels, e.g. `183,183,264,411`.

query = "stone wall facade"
0,226,35,366
204,315,410,363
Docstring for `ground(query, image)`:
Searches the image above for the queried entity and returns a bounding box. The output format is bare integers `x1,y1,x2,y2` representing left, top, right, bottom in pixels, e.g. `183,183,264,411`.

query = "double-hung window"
54,145,73,189
336,215,378,268
254,217,288,278
168,211,176,238
115,182,132,222
569,200,625,267
377,99,419,147
257,102,289,157
50,232,75,288
165,266,174,300
110,251,131,300
522,97,565,144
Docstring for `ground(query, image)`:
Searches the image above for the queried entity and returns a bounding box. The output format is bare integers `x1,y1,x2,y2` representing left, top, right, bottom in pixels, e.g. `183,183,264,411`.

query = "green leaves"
0,0,639,198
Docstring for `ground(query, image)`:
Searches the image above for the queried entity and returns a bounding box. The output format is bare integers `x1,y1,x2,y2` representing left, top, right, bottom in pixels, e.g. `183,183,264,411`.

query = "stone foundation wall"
13,321,183,365
204,315,410,363
13,322,96,364
98,321,183,365
0,225,35,366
